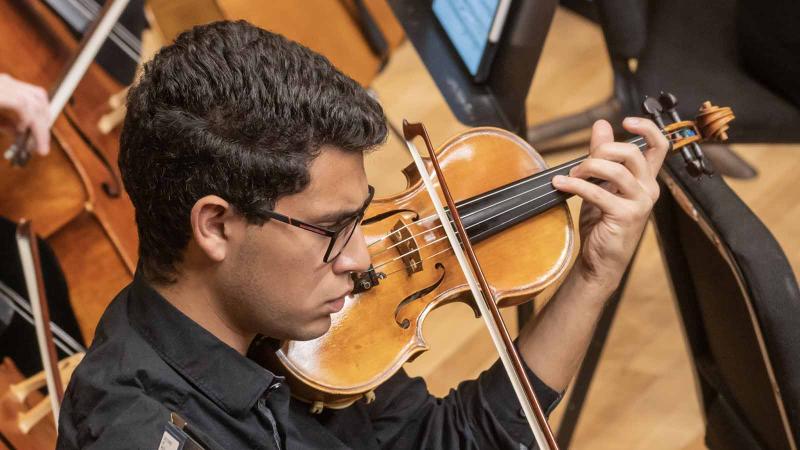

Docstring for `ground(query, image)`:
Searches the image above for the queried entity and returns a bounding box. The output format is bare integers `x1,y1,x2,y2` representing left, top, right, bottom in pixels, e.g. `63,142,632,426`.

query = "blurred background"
1,1,798,448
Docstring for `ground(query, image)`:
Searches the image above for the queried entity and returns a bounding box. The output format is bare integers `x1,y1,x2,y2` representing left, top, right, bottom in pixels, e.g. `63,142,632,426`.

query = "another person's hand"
0,73,50,156
552,118,669,294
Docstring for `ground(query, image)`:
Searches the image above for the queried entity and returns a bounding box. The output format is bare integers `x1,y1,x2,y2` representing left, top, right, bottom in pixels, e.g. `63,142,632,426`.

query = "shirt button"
519,407,526,418
264,381,282,399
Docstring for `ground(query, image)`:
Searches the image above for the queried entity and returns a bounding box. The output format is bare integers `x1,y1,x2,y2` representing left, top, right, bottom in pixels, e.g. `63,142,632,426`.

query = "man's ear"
190,195,240,263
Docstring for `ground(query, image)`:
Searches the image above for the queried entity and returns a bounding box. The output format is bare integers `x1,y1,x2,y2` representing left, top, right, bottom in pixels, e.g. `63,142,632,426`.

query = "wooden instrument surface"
0,1,138,342
0,359,56,449
266,127,574,408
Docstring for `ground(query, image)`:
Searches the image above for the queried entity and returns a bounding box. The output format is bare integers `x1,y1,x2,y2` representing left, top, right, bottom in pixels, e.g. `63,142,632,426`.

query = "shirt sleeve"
366,353,563,449
56,379,171,450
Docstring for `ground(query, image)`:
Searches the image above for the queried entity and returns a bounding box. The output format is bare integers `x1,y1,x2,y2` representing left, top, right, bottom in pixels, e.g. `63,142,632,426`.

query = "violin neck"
454,135,643,243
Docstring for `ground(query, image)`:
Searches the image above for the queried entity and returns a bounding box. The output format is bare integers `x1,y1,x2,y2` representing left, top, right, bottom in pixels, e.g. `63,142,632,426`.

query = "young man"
57,21,668,449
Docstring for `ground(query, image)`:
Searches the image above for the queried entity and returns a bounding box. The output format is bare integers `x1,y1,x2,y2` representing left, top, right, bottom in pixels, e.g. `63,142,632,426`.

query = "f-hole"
394,263,446,329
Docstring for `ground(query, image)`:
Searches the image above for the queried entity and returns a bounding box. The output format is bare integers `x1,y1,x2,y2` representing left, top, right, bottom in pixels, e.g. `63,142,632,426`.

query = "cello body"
0,0,137,342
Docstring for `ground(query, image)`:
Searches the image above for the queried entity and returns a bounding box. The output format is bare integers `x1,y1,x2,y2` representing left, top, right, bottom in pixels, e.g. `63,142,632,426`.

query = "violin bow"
4,0,131,166
15,219,64,425
403,121,558,450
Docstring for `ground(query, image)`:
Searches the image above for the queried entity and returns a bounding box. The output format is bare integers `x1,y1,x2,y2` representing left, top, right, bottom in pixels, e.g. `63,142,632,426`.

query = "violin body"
263,127,574,409
0,0,137,342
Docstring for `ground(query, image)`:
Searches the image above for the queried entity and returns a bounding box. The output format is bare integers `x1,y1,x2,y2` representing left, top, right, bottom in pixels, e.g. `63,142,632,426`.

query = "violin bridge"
390,219,423,275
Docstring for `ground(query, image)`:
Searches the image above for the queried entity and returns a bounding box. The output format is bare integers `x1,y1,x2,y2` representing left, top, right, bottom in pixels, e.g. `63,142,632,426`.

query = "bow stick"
15,219,64,426
403,121,558,450
4,0,131,166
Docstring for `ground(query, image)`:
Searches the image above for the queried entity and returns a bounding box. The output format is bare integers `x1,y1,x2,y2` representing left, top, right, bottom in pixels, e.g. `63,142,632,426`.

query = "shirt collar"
127,272,274,417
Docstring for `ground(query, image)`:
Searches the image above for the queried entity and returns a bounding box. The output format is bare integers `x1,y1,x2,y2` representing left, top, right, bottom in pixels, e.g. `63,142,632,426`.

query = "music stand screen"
433,0,509,81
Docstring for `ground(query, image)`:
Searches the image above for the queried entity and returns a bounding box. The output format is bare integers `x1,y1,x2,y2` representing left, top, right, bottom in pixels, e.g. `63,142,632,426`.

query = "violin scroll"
643,92,735,177
696,101,735,142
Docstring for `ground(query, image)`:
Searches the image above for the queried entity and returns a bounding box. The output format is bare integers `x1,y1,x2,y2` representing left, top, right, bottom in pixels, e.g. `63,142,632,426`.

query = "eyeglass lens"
325,215,361,262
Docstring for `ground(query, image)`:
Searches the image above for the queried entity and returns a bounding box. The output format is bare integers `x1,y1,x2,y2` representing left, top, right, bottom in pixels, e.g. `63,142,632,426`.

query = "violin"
259,95,734,428
0,0,138,342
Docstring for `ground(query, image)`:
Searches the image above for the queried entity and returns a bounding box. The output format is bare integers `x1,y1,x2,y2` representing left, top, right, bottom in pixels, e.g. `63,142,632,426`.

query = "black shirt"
57,274,561,449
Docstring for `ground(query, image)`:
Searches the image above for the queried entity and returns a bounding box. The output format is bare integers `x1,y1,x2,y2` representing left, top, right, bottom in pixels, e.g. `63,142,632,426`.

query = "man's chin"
290,316,333,341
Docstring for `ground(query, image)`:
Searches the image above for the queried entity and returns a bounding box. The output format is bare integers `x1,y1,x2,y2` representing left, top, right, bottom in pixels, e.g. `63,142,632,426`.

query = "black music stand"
388,0,558,137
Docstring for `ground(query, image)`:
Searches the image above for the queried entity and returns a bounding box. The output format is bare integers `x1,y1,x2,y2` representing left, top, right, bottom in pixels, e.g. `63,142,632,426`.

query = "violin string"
368,131,680,264
366,129,683,253
377,125,699,275
370,126,694,272
380,195,567,278
382,247,452,278
0,282,86,355
371,166,591,272
368,137,651,264
372,182,564,272
368,154,585,260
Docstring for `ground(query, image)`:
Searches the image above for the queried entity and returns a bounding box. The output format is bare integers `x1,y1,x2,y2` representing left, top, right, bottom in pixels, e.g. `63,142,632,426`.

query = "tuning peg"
642,97,666,128
659,92,685,124
700,157,714,176
642,96,663,116
683,156,703,177
659,92,678,111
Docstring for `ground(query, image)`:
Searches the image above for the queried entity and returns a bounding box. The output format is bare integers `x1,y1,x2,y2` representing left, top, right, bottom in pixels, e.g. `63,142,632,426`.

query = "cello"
0,0,139,342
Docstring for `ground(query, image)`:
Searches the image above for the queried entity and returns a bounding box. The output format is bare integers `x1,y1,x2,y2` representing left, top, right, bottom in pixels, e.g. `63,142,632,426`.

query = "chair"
558,146,800,449
651,155,800,449
529,0,800,178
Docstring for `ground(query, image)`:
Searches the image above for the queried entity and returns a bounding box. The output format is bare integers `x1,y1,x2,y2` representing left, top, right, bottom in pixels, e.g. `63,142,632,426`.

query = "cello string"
64,0,141,62
0,283,85,355
75,0,141,50
366,129,683,251
0,282,85,355
368,131,679,262
70,0,142,51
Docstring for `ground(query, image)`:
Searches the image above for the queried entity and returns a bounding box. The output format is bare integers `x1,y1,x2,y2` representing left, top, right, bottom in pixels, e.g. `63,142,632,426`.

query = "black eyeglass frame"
260,185,375,262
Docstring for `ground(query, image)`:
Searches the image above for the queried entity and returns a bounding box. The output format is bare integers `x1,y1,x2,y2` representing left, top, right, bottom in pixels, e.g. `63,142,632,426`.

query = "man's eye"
319,215,357,230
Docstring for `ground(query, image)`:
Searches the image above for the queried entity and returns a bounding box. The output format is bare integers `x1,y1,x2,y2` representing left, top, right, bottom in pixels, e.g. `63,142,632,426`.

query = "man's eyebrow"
315,193,372,224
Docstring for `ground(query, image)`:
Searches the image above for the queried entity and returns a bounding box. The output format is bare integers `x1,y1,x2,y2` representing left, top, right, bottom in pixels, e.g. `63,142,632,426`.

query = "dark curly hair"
119,20,387,284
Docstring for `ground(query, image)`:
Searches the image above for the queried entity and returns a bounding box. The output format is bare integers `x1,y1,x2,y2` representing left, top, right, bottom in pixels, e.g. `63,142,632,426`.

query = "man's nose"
332,225,371,274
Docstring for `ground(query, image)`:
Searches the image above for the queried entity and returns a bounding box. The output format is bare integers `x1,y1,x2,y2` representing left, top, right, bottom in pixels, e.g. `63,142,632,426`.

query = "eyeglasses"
261,185,375,263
